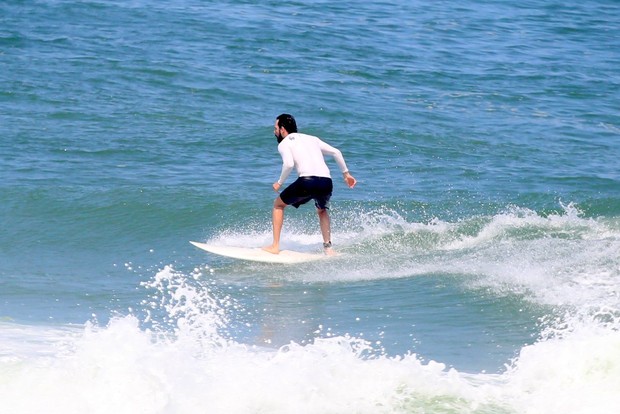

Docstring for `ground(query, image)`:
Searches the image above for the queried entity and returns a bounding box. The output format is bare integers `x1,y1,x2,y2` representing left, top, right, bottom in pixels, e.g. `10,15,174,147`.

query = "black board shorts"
280,176,333,209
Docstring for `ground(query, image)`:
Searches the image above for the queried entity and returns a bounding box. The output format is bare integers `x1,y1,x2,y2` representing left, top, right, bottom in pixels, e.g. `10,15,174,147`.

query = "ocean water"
1,0,619,413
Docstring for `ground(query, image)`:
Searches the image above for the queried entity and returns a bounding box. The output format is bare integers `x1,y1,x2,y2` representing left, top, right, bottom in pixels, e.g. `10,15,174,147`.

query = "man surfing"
263,114,357,255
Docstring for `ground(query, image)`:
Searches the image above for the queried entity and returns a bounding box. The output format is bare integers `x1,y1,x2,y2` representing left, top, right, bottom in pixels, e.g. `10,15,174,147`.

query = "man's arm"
318,140,356,188
274,144,294,191
318,140,348,173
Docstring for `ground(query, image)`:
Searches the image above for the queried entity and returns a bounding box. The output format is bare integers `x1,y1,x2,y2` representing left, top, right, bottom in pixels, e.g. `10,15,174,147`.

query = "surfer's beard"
275,132,284,143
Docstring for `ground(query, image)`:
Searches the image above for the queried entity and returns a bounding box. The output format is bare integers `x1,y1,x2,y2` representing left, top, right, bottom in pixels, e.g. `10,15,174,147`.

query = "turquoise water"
1,1,620,413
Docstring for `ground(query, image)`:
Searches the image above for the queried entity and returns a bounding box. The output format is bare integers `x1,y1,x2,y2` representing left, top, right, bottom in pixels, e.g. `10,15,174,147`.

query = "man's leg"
317,208,335,255
263,196,287,254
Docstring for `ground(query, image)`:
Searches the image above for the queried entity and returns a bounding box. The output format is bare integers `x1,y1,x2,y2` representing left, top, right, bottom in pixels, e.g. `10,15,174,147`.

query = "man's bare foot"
262,245,280,254
324,247,337,256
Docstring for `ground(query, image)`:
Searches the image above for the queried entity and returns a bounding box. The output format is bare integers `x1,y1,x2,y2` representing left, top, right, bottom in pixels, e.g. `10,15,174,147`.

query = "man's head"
274,113,297,143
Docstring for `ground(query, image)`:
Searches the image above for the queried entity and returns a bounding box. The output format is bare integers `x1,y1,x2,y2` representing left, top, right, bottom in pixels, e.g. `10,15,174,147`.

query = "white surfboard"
190,241,327,264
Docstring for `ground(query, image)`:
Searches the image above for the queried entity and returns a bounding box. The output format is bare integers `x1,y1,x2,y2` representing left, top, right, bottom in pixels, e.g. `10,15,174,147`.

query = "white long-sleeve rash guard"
277,133,349,185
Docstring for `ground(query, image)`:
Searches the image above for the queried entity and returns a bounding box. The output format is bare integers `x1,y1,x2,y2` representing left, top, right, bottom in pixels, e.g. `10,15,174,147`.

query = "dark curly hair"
276,113,298,133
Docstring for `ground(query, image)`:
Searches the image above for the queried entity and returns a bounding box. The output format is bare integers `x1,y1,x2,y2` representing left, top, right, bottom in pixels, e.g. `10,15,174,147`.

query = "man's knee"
274,197,287,209
316,208,328,216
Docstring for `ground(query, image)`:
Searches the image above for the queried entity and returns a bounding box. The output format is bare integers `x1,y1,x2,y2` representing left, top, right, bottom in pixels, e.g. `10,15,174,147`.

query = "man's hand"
272,182,282,192
343,172,357,188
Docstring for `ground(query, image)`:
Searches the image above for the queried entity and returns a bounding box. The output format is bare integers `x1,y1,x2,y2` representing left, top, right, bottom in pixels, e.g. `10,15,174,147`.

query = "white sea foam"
503,317,620,414
1,263,619,414
5,205,611,413
211,204,620,312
